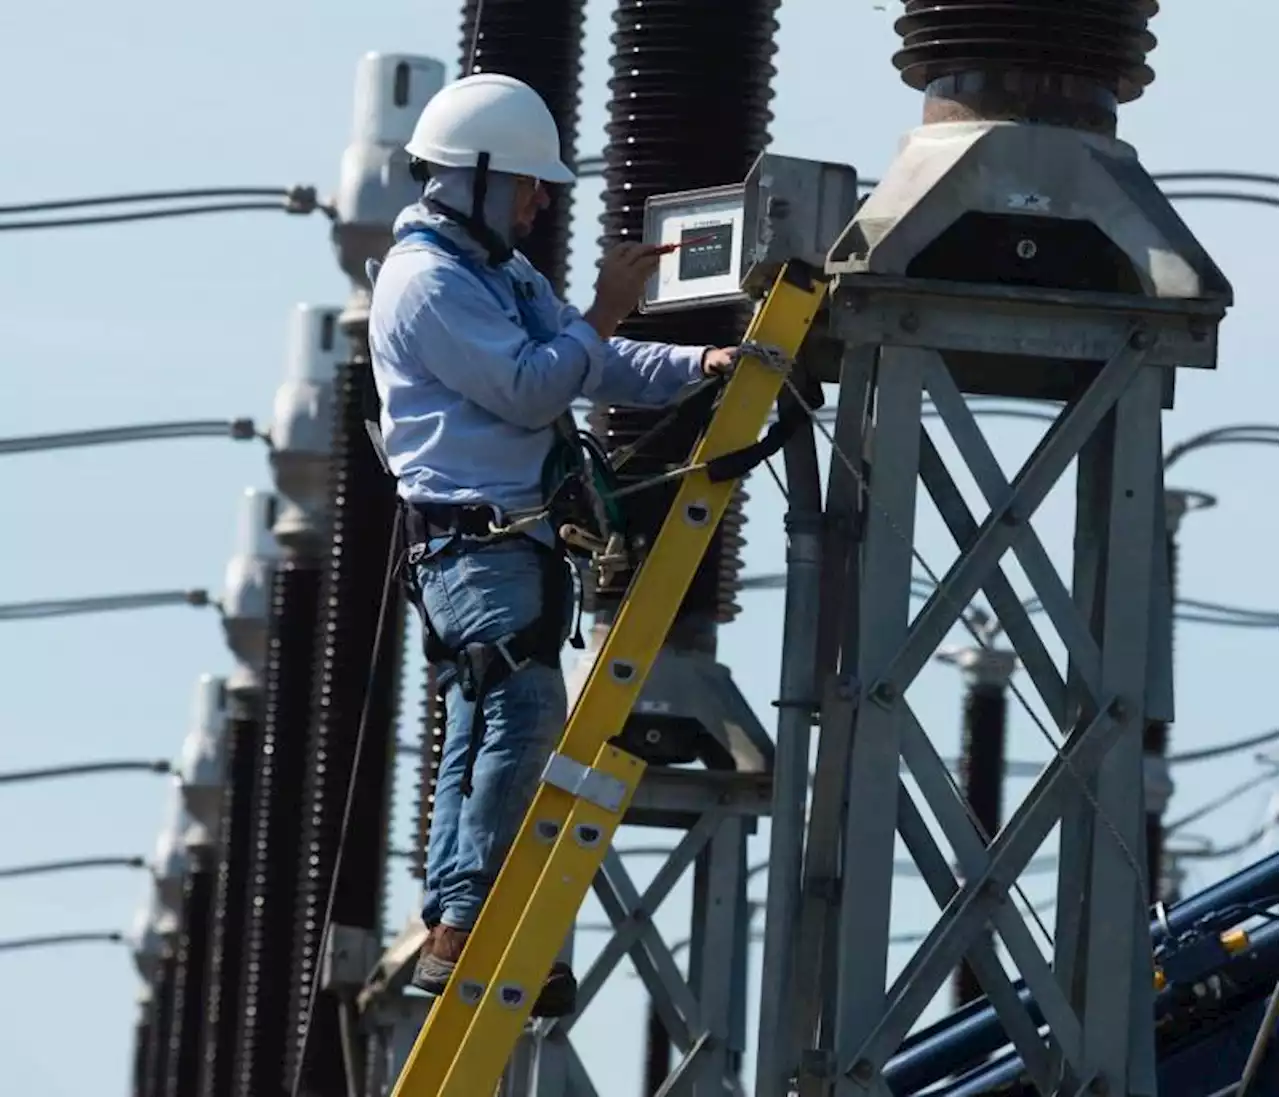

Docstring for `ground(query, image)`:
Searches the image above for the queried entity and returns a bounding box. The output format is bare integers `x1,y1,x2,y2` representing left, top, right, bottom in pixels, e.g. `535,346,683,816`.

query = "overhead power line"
0,184,334,232
0,418,262,456
1147,171,1279,186
0,759,171,786
1161,191,1277,208
573,160,1277,194
742,568,1277,632
1168,730,1279,765
1027,594,1279,630
2,171,1272,233
1166,768,1280,834
1177,597,1277,622
1165,424,1279,469
0,855,147,882
0,931,124,955
1171,820,1280,862
0,589,211,622
1174,609,1278,629
0,186,308,215
849,171,1280,197
0,202,316,233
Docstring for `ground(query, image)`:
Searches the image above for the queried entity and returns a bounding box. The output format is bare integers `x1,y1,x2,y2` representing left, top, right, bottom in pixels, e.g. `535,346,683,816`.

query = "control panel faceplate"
640,184,746,314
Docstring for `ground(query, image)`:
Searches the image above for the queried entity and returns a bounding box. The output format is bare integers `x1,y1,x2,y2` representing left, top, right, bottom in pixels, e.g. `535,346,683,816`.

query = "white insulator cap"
269,305,343,551
220,487,280,697
178,673,228,845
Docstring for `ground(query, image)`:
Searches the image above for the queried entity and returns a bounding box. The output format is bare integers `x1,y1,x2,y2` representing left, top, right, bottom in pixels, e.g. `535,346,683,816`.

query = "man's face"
512,175,550,238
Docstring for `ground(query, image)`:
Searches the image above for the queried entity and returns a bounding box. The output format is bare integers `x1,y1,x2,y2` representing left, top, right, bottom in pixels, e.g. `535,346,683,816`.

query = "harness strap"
704,390,811,482
393,223,556,345
395,500,583,797
391,222,625,551
404,500,502,542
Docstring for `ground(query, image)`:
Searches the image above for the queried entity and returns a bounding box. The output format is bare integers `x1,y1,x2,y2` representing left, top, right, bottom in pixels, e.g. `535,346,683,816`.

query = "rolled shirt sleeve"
558,303,710,408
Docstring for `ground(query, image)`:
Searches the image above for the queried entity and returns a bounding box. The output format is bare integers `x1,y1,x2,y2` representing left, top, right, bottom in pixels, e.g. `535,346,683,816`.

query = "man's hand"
584,242,662,339
701,346,739,377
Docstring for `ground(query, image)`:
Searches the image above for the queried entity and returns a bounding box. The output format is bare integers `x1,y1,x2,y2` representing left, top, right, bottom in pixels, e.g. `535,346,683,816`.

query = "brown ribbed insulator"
592,0,781,640
457,0,587,295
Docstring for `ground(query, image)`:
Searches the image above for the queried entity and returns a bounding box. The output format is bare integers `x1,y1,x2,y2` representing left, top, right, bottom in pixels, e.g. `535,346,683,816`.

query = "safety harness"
397,502,580,797
384,221,598,797
394,221,629,551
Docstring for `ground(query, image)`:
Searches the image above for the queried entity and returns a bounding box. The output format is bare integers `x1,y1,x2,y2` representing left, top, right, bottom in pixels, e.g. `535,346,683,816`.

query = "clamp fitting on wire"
738,339,796,375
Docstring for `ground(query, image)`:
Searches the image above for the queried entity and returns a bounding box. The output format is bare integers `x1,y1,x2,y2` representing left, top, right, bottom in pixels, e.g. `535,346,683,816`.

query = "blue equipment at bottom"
882,854,1279,1096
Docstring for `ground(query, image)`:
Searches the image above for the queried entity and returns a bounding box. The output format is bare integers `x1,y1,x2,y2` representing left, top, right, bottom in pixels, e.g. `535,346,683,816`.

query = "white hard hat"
405,73,575,185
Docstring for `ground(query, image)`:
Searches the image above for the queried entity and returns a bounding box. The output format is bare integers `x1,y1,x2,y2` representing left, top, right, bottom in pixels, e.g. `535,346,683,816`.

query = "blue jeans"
417,537,569,931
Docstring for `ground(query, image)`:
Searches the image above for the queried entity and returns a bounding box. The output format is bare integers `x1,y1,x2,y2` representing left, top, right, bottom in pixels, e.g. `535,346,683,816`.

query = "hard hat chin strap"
422,151,514,267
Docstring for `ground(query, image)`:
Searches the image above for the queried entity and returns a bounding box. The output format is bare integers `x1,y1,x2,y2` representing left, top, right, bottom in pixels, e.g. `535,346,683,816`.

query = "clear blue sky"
1,2,1276,1094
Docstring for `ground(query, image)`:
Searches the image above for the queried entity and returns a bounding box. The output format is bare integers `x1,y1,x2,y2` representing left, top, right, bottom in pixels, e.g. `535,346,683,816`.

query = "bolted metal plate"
830,277,1222,370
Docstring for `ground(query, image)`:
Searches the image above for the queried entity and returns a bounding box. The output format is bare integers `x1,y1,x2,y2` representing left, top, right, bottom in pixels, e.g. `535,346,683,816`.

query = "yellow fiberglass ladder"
391,152,856,1097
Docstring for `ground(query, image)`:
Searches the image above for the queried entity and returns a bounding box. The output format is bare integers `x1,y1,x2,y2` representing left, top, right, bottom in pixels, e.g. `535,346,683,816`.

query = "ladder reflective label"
390,263,828,1097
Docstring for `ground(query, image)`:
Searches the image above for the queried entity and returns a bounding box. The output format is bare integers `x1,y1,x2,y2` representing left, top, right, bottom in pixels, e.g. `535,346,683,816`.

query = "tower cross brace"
775,275,1220,1097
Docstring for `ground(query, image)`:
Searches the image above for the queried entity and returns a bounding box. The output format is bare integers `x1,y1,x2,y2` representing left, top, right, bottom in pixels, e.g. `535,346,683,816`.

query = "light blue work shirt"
367,203,710,532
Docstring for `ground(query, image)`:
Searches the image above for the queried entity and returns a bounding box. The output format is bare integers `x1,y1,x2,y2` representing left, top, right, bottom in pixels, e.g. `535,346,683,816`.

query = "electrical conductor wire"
1166,770,1280,834
0,855,146,881
1169,730,1279,765
0,931,123,953
0,186,297,215
0,418,260,455
0,201,311,232
0,589,210,622
0,759,170,784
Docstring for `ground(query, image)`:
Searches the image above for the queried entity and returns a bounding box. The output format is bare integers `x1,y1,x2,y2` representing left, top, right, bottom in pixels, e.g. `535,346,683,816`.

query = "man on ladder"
368,72,737,1019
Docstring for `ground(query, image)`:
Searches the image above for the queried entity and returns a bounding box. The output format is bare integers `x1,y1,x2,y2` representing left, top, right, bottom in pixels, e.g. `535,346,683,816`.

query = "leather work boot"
410,923,455,997
410,925,579,1017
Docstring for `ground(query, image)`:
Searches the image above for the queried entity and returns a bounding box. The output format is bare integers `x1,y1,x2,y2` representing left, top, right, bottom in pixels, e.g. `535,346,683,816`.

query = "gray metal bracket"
540,752,629,813
830,276,1222,372
322,922,382,994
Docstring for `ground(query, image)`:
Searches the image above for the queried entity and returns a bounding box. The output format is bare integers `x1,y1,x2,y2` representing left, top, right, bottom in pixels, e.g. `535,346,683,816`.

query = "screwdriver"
653,233,718,255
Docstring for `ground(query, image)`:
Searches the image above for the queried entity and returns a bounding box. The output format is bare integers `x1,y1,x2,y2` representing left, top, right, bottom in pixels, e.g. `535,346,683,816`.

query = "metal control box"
640,152,859,313
640,182,747,313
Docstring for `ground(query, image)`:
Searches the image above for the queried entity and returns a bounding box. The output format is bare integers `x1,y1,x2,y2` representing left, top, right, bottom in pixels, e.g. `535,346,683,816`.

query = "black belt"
404,500,504,543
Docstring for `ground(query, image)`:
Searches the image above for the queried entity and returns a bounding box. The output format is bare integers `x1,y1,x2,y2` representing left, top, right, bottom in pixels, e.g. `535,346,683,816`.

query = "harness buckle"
558,523,608,557
456,636,529,703
493,635,530,675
